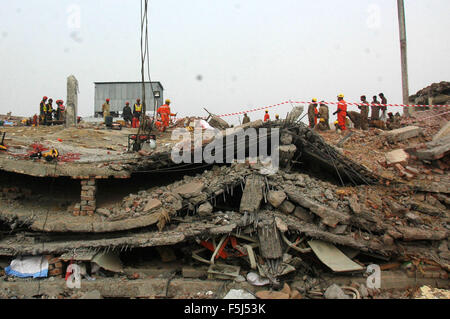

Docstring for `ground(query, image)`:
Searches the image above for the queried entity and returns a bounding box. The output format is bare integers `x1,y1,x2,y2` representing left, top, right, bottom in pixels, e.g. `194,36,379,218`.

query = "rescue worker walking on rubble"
133,99,143,128
333,94,347,132
102,99,111,122
379,93,388,122
317,101,330,131
358,95,370,131
156,99,177,132
46,98,54,125
40,96,48,125
122,102,133,126
264,110,270,122
308,98,319,129
371,95,381,120
242,113,251,125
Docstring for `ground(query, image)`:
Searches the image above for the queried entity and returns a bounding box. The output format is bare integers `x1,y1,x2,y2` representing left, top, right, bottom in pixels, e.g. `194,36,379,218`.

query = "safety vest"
41,102,47,113
134,104,142,112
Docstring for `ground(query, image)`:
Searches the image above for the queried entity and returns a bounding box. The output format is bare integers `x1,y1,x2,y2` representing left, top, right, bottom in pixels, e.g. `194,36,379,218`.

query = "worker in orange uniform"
156,99,177,132
264,110,270,122
333,94,348,131
133,99,143,128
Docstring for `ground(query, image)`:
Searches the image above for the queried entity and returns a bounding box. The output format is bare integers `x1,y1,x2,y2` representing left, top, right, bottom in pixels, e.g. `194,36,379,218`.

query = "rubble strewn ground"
0,97,449,300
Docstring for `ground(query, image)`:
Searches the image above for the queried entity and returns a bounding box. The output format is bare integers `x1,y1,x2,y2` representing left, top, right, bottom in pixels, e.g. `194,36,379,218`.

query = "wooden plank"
240,175,264,214
258,221,283,259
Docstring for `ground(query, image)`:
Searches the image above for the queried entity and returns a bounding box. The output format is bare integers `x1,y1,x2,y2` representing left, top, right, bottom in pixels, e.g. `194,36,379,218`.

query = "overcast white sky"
0,0,449,124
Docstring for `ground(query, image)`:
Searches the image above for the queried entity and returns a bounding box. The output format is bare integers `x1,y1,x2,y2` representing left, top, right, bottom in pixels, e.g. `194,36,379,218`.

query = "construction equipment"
128,134,155,152
0,132,8,151
30,148,59,162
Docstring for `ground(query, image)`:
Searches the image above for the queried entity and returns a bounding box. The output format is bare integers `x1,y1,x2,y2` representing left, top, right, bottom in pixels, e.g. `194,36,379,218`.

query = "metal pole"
397,0,410,116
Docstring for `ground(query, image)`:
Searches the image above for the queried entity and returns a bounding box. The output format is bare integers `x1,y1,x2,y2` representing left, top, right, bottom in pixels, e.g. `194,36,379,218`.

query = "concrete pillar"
66,75,79,128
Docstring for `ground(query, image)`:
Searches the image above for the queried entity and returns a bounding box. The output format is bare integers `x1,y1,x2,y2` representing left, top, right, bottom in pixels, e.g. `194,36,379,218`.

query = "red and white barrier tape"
215,100,450,118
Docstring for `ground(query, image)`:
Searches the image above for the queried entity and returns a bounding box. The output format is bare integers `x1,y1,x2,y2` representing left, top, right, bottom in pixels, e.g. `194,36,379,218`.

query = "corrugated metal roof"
94,81,164,90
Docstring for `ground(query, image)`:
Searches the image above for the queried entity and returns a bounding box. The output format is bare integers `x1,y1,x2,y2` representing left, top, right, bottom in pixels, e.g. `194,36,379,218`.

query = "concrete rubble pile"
409,81,450,107
0,113,449,299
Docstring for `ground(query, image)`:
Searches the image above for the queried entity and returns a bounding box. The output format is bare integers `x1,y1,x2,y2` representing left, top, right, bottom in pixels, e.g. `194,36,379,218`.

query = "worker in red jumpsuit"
156,99,176,132
264,110,270,122
333,94,348,131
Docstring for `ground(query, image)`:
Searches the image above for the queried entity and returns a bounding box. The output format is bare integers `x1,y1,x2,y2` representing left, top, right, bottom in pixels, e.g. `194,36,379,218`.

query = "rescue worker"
102,99,111,122
379,93,388,121
40,96,48,125
133,99,143,128
317,101,330,131
334,120,342,133
32,114,39,127
308,98,319,128
55,100,65,121
371,96,381,120
242,113,251,125
156,99,177,132
358,95,370,131
333,94,347,131
122,102,133,126
386,112,402,130
275,114,280,121
264,110,270,122
46,98,54,125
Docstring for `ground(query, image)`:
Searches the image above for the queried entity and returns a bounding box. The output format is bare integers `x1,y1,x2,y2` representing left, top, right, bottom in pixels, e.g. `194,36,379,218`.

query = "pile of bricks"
46,256,64,278
406,265,449,280
73,178,97,217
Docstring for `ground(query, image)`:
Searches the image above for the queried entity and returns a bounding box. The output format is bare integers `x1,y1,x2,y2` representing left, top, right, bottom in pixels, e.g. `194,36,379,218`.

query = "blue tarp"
5,266,48,278
4,256,49,278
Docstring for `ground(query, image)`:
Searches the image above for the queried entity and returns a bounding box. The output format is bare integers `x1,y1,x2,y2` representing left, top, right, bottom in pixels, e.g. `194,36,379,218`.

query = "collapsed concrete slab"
415,135,450,161
382,126,421,143
433,121,450,142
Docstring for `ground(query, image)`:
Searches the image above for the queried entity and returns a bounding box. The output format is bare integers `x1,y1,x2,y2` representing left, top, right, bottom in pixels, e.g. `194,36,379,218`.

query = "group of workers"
39,96,65,125
102,98,177,132
306,92,394,132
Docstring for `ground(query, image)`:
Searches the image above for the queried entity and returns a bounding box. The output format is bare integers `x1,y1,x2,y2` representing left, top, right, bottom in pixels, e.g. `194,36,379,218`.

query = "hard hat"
275,114,279,117
320,118,325,123
265,110,269,113
312,98,318,102
126,102,130,105
338,94,344,98
106,98,110,102
43,96,48,100
165,99,171,104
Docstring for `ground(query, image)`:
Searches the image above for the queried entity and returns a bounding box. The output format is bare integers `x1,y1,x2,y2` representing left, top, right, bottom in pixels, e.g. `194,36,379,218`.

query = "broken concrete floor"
0,117,449,299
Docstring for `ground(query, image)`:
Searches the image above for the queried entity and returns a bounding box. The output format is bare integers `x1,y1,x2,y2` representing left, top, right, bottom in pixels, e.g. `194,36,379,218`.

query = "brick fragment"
49,268,63,276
